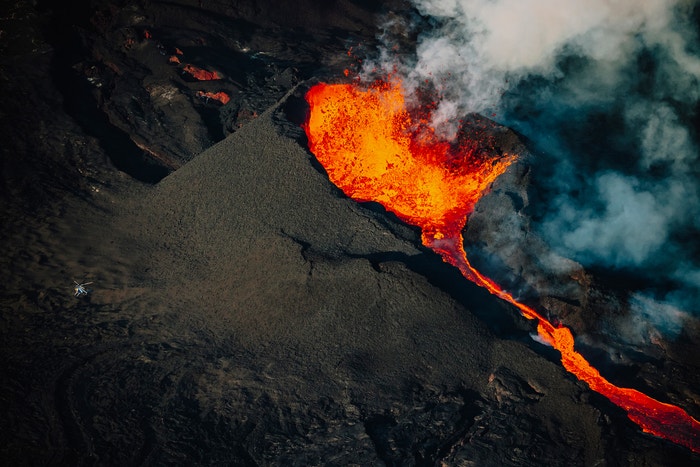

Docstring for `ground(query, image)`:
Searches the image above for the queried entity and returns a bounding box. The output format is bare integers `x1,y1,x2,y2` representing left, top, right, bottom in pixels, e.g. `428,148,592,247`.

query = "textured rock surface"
1,0,699,465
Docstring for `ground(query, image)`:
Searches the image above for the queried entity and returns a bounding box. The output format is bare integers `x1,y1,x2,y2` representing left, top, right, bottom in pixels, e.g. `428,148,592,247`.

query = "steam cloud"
366,1,700,327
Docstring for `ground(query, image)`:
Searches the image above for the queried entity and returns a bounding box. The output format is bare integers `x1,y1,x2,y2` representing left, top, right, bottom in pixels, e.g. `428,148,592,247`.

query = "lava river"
304,79,700,453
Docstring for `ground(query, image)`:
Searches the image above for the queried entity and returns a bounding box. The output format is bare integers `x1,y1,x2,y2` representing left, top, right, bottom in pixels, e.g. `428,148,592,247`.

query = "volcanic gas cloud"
304,78,700,453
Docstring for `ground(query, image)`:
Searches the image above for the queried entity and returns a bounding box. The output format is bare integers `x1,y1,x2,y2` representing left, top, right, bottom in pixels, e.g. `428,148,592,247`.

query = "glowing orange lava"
305,81,515,243
182,64,221,81
304,79,700,453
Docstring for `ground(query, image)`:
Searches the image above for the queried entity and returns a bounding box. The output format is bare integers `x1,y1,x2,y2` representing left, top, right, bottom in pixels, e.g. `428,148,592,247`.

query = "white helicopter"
73,280,93,297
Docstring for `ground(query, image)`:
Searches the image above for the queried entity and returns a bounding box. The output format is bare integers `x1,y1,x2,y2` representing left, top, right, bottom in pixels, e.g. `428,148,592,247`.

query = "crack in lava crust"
304,79,700,454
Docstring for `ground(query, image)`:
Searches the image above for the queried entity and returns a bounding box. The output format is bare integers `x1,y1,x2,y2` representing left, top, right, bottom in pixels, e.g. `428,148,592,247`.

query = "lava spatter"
304,79,700,454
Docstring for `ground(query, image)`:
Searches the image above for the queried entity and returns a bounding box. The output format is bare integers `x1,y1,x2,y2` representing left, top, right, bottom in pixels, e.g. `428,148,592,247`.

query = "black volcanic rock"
1,0,699,465
37,0,409,170
1,92,683,465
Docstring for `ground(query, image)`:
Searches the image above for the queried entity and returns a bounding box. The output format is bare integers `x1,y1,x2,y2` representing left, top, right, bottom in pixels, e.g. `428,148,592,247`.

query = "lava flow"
304,79,700,453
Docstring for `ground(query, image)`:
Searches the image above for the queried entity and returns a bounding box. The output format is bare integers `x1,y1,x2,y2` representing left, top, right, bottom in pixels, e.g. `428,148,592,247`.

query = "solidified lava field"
1,1,699,465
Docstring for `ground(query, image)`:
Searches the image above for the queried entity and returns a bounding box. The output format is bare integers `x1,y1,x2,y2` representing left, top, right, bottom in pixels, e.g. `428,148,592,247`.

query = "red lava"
304,79,700,454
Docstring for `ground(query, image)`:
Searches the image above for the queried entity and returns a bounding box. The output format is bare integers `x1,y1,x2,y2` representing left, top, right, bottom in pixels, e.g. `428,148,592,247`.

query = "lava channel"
303,79,700,454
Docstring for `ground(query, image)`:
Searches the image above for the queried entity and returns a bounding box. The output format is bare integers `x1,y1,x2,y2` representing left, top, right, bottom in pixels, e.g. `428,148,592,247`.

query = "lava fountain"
304,79,700,453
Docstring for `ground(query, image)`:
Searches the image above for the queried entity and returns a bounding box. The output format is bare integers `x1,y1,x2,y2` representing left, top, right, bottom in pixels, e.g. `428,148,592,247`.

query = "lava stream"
304,79,700,453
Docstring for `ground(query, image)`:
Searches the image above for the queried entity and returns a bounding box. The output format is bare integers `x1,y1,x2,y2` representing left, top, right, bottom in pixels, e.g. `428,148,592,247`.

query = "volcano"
1,0,699,465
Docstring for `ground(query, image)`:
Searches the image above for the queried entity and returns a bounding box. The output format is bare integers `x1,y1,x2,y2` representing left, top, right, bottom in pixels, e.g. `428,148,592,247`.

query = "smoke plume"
366,1,700,324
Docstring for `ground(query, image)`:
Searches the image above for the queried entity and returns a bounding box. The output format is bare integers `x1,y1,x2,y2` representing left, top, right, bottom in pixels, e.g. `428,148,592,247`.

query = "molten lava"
196,90,231,105
304,79,700,453
182,64,221,81
305,81,515,243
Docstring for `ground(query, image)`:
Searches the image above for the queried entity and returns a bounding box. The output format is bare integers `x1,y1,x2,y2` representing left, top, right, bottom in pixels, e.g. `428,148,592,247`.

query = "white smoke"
542,171,696,267
615,293,688,345
371,0,700,319
631,101,697,174
401,0,700,125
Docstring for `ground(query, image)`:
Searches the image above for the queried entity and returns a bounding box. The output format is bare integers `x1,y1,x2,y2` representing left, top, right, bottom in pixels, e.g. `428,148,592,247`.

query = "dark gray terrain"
1,0,698,465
